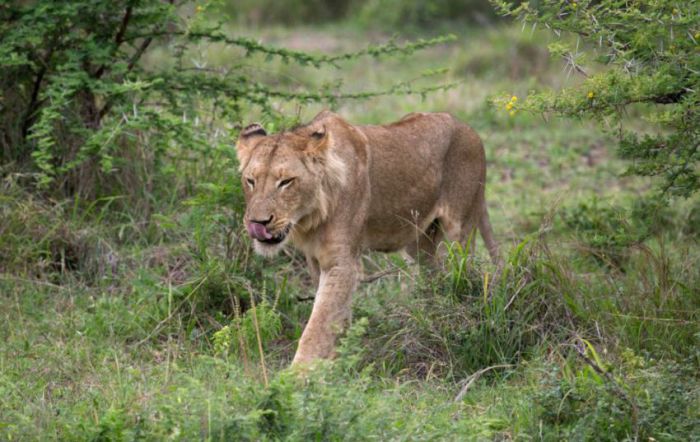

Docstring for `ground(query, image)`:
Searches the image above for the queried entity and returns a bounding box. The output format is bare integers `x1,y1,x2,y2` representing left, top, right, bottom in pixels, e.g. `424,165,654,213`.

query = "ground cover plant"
1,0,698,440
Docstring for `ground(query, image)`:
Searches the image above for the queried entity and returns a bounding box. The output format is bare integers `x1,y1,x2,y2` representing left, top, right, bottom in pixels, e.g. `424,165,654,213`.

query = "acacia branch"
96,0,173,122
454,364,513,402
94,4,133,79
575,340,640,439
121,30,456,68
651,89,688,104
21,44,56,138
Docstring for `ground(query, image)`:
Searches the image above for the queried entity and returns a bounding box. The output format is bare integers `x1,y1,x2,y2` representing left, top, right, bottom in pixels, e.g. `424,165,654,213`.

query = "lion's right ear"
238,123,267,145
236,123,267,163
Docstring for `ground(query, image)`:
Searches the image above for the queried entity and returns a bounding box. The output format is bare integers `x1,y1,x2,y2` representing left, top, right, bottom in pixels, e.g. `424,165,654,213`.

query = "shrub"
493,0,700,197
561,197,671,270
534,353,700,440
0,0,453,199
353,0,499,29
213,300,282,359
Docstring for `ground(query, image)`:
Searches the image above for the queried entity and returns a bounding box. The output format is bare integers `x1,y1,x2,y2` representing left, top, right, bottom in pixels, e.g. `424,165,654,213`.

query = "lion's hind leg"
432,210,473,263
404,218,440,266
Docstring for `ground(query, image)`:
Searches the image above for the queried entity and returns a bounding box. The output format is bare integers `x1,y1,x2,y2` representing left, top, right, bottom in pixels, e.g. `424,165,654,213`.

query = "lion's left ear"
311,125,326,139
307,125,330,153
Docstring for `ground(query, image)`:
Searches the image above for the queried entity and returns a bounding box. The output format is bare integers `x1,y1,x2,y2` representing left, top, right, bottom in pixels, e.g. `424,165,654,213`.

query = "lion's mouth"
255,224,291,245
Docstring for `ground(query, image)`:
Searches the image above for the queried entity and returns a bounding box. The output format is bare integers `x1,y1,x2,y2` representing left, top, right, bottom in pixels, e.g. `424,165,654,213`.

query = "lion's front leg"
292,260,358,365
306,254,320,289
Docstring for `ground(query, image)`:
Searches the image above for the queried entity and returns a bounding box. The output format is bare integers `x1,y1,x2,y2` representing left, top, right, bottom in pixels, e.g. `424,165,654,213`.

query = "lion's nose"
250,215,273,226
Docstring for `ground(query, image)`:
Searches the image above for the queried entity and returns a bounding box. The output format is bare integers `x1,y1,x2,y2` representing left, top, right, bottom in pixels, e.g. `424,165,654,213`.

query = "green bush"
561,197,671,270
0,0,453,200
493,0,700,197
213,301,282,359
222,0,499,28
535,354,699,441
353,0,499,29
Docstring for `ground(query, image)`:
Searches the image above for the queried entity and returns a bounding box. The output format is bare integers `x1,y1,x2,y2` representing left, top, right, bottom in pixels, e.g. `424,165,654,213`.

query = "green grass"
1,21,699,441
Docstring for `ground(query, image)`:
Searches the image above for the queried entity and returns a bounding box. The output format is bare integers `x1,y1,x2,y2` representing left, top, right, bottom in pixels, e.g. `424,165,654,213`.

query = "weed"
534,352,700,441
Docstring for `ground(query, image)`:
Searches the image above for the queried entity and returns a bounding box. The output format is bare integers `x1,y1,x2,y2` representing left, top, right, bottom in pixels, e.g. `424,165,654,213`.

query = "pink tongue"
247,222,273,240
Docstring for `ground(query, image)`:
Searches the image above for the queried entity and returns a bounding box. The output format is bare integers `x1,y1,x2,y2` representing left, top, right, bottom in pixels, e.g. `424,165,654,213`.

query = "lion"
236,110,498,365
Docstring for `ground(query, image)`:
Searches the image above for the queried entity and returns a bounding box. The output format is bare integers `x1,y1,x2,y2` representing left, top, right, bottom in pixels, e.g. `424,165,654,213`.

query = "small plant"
534,350,699,440
561,197,672,270
213,300,281,360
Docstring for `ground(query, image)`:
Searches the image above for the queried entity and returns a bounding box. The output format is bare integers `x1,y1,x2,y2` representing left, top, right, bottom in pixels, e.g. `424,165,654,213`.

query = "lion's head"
235,119,347,256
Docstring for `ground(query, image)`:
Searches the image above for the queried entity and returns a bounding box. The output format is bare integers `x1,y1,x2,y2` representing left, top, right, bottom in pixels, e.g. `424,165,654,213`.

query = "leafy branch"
0,0,456,193
491,0,700,197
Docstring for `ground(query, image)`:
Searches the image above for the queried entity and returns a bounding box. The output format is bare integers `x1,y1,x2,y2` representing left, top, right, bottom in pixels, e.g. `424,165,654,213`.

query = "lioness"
236,110,498,364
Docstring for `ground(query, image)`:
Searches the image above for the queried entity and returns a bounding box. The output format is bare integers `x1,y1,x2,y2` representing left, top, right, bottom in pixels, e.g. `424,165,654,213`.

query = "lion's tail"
478,199,500,264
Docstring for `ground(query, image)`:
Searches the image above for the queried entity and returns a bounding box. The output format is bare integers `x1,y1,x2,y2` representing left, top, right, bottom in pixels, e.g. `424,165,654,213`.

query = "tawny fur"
236,110,499,365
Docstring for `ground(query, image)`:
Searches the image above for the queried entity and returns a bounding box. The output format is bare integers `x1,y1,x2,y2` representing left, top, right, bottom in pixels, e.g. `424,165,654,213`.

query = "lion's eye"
278,177,295,189
246,178,255,189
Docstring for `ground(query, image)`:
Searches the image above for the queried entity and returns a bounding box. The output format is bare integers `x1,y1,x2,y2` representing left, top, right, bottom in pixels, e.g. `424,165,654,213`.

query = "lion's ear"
239,123,267,141
307,125,330,153
237,123,266,148
236,123,267,165
311,125,326,140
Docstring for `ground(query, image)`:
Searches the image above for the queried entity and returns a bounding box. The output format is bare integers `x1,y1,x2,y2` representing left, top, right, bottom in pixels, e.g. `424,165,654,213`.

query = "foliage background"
1,0,698,440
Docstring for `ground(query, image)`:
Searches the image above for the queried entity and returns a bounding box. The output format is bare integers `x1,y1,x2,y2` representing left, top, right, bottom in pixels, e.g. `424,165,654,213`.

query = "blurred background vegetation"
1,0,698,440
224,0,499,28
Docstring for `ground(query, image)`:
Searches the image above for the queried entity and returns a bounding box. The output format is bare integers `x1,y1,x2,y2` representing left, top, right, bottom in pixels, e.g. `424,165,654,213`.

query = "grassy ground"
1,22,699,441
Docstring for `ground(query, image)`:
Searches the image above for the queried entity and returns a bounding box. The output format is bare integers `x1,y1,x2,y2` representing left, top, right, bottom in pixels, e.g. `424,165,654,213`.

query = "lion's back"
355,112,483,251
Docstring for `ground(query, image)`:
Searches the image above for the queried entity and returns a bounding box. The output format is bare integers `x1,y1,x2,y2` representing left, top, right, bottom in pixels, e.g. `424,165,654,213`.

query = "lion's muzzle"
247,221,273,241
246,221,291,246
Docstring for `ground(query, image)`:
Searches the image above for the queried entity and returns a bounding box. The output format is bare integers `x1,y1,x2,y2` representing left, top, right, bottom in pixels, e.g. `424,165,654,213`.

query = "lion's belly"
362,218,435,252
362,181,442,252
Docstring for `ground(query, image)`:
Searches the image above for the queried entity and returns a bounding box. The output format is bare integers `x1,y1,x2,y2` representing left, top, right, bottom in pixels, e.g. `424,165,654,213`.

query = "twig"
226,284,250,377
21,44,56,138
574,340,639,439
361,267,401,284
454,364,513,402
0,274,71,291
97,0,174,122
296,265,401,299
248,288,269,388
94,4,133,79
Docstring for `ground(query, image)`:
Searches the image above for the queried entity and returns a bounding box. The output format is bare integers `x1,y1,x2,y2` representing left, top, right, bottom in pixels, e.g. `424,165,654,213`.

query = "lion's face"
236,124,338,256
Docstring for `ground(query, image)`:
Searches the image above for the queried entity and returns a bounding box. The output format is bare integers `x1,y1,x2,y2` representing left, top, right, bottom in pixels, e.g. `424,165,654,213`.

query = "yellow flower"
587,91,594,99
505,102,514,111
511,95,518,102
509,110,517,117
572,2,578,9
195,5,203,13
